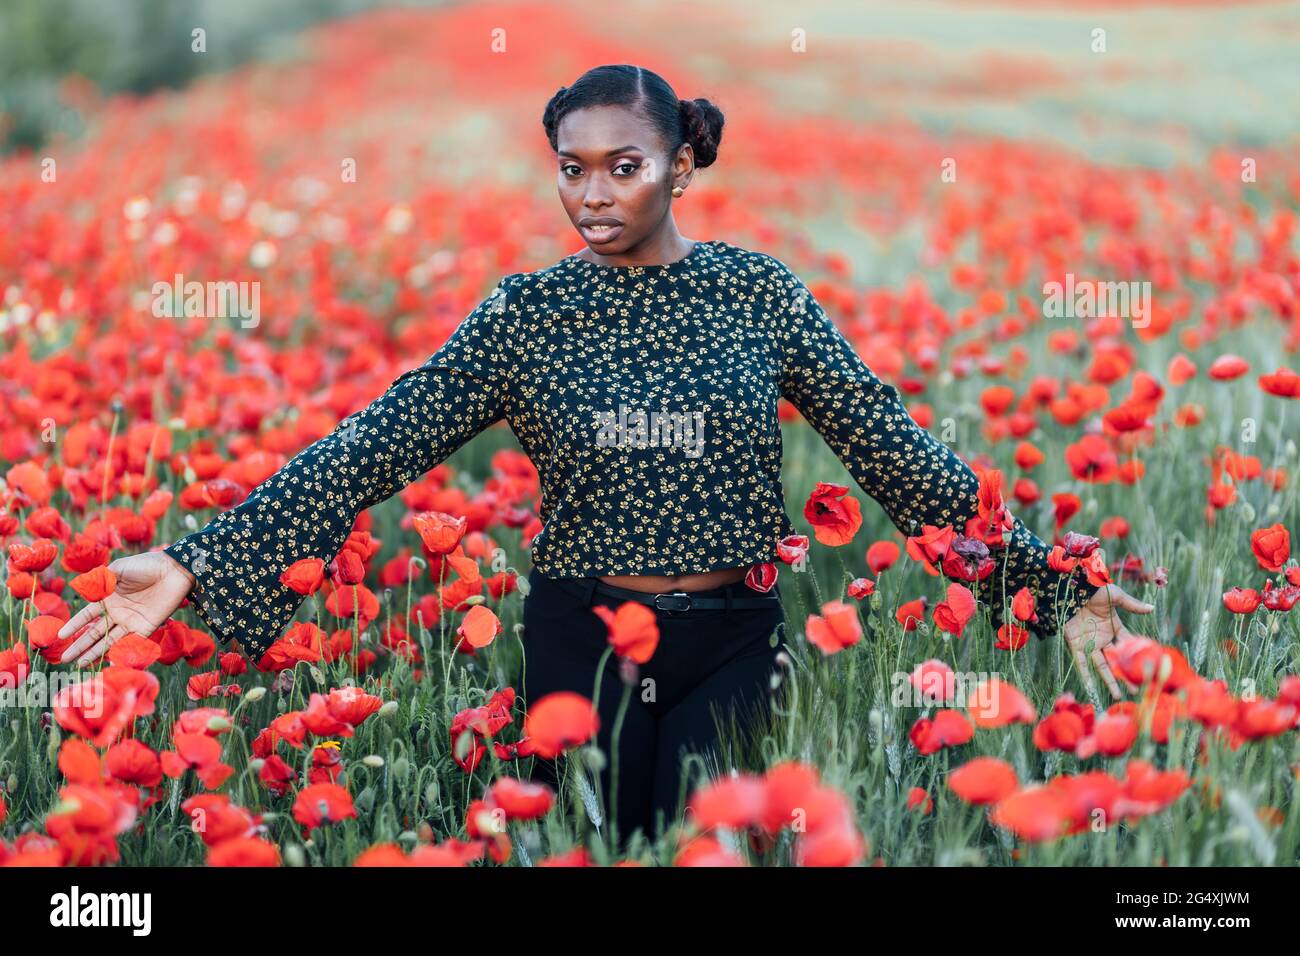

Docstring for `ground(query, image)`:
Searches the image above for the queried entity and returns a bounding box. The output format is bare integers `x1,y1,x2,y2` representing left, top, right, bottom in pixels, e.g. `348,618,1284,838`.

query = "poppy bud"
362,755,384,768
378,700,399,718
580,745,607,775
284,844,306,867
330,549,366,586
245,686,266,702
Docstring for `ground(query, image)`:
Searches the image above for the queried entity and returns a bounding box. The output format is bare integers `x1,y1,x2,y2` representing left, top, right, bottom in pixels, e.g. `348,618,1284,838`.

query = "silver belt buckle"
653,591,693,612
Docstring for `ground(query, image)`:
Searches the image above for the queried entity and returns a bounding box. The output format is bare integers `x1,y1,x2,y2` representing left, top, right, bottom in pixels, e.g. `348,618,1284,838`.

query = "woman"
56,64,1153,849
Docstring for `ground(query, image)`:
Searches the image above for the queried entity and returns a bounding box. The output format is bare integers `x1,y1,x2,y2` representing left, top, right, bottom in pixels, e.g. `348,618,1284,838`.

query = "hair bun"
679,96,724,169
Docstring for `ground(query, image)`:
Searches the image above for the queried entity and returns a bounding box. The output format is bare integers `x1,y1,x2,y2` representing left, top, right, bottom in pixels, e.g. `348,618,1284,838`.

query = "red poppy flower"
895,597,928,632
44,783,138,865
906,524,955,575
280,557,326,595
7,538,58,573
1250,523,1290,572
745,561,778,592
1084,711,1138,757
24,615,63,650
686,772,767,831
949,757,1018,805
757,761,822,835
1207,354,1249,380
412,510,468,555
186,671,223,701
292,782,357,829
69,565,117,603
968,677,1037,727
105,739,164,789
1065,434,1119,483
58,738,103,785
989,786,1073,843
906,787,932,814
1113,759,1189,820
909,659,956,704
803,482,863,547
1258,368,1300,398
806,600,864,655
1033,696,1094,754
485,777,555,821
523,692,599,759
1103,636,1195,692
106,634,161,670
1011,587,1038,623
866,540,900,574
0,643,30,690
909,709,973,755
847,576,875,599
457,604,503,649
593,600,660,664
776,534,810,565
933,583,977,637
208,837,281,867
53,673,137,747
1222,587,1261,614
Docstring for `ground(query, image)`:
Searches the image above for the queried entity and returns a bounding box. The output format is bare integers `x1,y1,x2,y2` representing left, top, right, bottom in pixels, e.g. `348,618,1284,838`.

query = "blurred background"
4,0,1298,158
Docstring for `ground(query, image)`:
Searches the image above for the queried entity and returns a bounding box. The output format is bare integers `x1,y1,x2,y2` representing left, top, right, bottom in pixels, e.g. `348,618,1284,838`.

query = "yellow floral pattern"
165,238,1094,658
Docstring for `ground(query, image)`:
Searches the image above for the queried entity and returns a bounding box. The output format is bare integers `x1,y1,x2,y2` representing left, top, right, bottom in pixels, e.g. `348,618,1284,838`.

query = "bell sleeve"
770,260,1097,639
163,275,520,660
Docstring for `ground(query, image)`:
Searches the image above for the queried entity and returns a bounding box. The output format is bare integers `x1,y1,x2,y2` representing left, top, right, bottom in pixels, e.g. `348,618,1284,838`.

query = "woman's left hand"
1062,583,1155,699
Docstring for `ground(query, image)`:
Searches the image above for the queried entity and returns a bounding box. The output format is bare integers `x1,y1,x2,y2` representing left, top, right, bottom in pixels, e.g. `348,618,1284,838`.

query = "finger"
57,601,103,640
1091,648,1123,699
77,623,127,668
1109,584,1155,615
59,613,110,664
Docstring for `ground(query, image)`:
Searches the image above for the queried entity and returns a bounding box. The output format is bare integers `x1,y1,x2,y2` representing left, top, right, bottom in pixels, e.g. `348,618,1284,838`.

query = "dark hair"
542,64,725,169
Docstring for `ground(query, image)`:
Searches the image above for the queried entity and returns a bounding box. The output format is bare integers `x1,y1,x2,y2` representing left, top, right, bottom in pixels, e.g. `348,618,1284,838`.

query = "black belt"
591,579,782,613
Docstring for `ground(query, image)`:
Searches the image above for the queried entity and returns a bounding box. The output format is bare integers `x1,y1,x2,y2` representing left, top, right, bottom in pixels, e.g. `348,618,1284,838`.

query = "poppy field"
2,3,1300,867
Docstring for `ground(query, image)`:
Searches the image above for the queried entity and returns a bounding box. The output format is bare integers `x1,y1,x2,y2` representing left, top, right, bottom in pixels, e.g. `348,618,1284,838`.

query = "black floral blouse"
164,238,1096,658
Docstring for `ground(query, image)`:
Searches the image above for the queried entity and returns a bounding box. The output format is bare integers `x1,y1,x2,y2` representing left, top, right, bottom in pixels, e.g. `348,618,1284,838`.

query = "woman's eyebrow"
557,145,643,159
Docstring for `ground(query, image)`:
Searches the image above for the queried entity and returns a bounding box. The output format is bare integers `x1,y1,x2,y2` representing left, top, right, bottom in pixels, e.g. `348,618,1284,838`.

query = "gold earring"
671,185,684,198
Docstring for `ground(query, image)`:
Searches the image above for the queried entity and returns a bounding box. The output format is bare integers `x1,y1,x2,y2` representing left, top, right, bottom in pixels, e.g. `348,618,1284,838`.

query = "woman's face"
555,104,691,256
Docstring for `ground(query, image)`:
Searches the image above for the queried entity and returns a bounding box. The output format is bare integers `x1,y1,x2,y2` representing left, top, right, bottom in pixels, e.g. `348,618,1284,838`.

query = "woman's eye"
561,165,580,177
614,161,641,176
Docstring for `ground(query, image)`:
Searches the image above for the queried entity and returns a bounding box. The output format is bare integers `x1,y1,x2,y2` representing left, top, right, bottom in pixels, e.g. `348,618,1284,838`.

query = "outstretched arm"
159,276,521,661
768,258,1098,638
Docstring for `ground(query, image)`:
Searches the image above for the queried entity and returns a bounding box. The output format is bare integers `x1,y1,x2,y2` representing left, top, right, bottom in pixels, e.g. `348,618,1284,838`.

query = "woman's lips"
581,222,623,243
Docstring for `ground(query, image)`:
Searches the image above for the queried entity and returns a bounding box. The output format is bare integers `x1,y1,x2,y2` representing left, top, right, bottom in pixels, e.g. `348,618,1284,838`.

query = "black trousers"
520,569,787,848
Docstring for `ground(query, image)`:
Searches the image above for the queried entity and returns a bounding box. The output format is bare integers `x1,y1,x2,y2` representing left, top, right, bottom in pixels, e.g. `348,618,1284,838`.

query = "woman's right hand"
1062,582,1155,699
57,551,197,667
